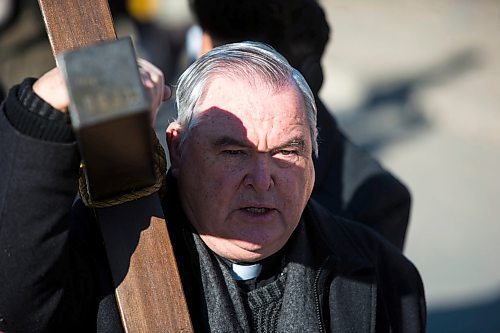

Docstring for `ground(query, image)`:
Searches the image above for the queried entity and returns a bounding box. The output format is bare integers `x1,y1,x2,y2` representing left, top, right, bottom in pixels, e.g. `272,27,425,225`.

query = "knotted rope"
78,133,167,208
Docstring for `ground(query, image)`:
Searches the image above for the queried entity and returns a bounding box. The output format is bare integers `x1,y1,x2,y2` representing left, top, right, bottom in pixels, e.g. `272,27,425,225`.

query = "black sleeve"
0,81,96,332
3,78,74,142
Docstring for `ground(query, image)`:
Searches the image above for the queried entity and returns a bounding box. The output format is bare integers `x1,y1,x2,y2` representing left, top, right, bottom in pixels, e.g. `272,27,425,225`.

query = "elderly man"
0,42,425,332
188,0,412,250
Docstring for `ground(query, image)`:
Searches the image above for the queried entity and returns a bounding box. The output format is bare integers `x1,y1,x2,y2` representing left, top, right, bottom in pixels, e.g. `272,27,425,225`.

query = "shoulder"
305,199,426,326
304,199,389,251
305,199,426,311
304,199,421,280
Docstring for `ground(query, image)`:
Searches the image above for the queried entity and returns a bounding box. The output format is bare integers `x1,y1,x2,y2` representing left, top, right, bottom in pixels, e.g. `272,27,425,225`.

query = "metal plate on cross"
58,37,149,129
58,37,155,201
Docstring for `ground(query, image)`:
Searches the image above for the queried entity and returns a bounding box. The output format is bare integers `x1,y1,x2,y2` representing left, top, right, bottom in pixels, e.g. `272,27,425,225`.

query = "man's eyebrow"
213,136,252,148
212,136,306,151
273,137,306,152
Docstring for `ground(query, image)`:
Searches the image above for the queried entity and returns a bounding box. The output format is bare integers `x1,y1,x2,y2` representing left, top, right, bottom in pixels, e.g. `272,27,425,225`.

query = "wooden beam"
37,1,193,331
38,0,116,56
98,195,193,332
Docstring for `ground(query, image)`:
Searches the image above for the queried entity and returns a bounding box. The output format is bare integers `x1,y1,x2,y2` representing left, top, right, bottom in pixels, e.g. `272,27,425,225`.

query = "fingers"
137,58,172,125
163,83,172,101
32,67,70,113
32,60,171,123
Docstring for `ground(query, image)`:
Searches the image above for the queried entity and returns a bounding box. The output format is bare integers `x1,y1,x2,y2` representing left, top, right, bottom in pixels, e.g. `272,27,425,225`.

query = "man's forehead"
196,106,247,133
201,74,299,101
197,75,305,116
191,105,311,152
188,74,311,147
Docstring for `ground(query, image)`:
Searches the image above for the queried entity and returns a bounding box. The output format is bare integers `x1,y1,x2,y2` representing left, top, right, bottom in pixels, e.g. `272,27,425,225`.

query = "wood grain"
38,0,116,56
116,217,193,332
96,192,194,333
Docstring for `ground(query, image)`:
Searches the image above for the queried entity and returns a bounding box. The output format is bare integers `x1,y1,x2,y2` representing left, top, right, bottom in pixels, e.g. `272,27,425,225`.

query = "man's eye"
279,150,298,156
223,150,244,155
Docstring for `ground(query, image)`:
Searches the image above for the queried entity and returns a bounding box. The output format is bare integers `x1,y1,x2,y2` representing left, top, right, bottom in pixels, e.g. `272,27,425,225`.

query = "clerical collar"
230,262,263,281
215,246,287,284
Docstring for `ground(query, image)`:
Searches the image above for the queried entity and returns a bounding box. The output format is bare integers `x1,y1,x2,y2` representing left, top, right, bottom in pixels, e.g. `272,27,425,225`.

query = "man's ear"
166,122,183,177
200,32,214,56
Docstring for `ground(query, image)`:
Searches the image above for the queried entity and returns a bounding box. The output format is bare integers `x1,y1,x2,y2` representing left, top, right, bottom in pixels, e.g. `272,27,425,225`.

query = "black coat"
312,98,411,250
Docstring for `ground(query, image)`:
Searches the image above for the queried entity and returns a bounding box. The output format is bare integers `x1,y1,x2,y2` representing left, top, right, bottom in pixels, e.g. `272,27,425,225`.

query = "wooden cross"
37,1,193,332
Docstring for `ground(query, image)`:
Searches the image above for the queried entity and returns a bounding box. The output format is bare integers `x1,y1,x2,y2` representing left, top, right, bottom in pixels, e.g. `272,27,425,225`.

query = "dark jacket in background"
313,98,411,250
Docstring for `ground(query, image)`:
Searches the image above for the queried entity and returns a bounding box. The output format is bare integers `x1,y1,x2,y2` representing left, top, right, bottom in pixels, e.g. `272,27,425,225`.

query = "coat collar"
304,199,374,274
304,199,378,332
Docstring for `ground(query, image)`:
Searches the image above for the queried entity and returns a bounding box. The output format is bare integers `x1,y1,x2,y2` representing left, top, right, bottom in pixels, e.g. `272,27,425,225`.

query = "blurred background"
1,0,499,331
319,2,500,332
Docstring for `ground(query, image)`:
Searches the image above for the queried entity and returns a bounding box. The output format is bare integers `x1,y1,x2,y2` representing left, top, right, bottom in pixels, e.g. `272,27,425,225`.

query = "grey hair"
174,41,318,156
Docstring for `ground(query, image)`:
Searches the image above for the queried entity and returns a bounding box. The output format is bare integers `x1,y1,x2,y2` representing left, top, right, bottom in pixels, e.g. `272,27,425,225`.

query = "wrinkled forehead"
199,70,295,105
191,75,310,148
196,74,306,120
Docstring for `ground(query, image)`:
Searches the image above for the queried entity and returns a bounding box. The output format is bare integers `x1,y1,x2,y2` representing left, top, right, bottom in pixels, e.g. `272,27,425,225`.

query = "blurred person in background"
0,0,54,100
109,0,193,81
188,0,412,250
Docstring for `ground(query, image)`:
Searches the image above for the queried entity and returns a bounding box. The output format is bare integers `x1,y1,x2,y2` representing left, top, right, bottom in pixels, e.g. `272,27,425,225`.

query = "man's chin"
223,238,285,263
200,234,277,262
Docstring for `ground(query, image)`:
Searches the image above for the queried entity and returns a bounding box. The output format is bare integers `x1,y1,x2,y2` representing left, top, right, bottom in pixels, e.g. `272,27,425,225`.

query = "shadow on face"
168,106,315,262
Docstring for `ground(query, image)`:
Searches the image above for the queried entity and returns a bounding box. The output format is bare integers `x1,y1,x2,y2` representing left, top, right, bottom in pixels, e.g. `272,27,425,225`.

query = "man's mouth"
244,207,272,214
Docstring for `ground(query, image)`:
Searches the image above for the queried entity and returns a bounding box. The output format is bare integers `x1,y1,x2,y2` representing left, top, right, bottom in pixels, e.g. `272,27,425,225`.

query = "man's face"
167,76,315,262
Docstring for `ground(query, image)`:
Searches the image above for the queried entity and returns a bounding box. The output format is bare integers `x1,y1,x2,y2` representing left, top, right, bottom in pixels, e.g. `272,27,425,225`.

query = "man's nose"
243,153,274,192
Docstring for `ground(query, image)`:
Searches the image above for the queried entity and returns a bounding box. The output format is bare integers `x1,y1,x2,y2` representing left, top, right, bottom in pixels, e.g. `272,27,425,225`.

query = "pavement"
319,0,500,331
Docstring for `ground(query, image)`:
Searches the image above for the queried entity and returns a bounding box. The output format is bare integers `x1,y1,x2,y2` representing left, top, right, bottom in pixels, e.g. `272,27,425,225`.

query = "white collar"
230,262,262,281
